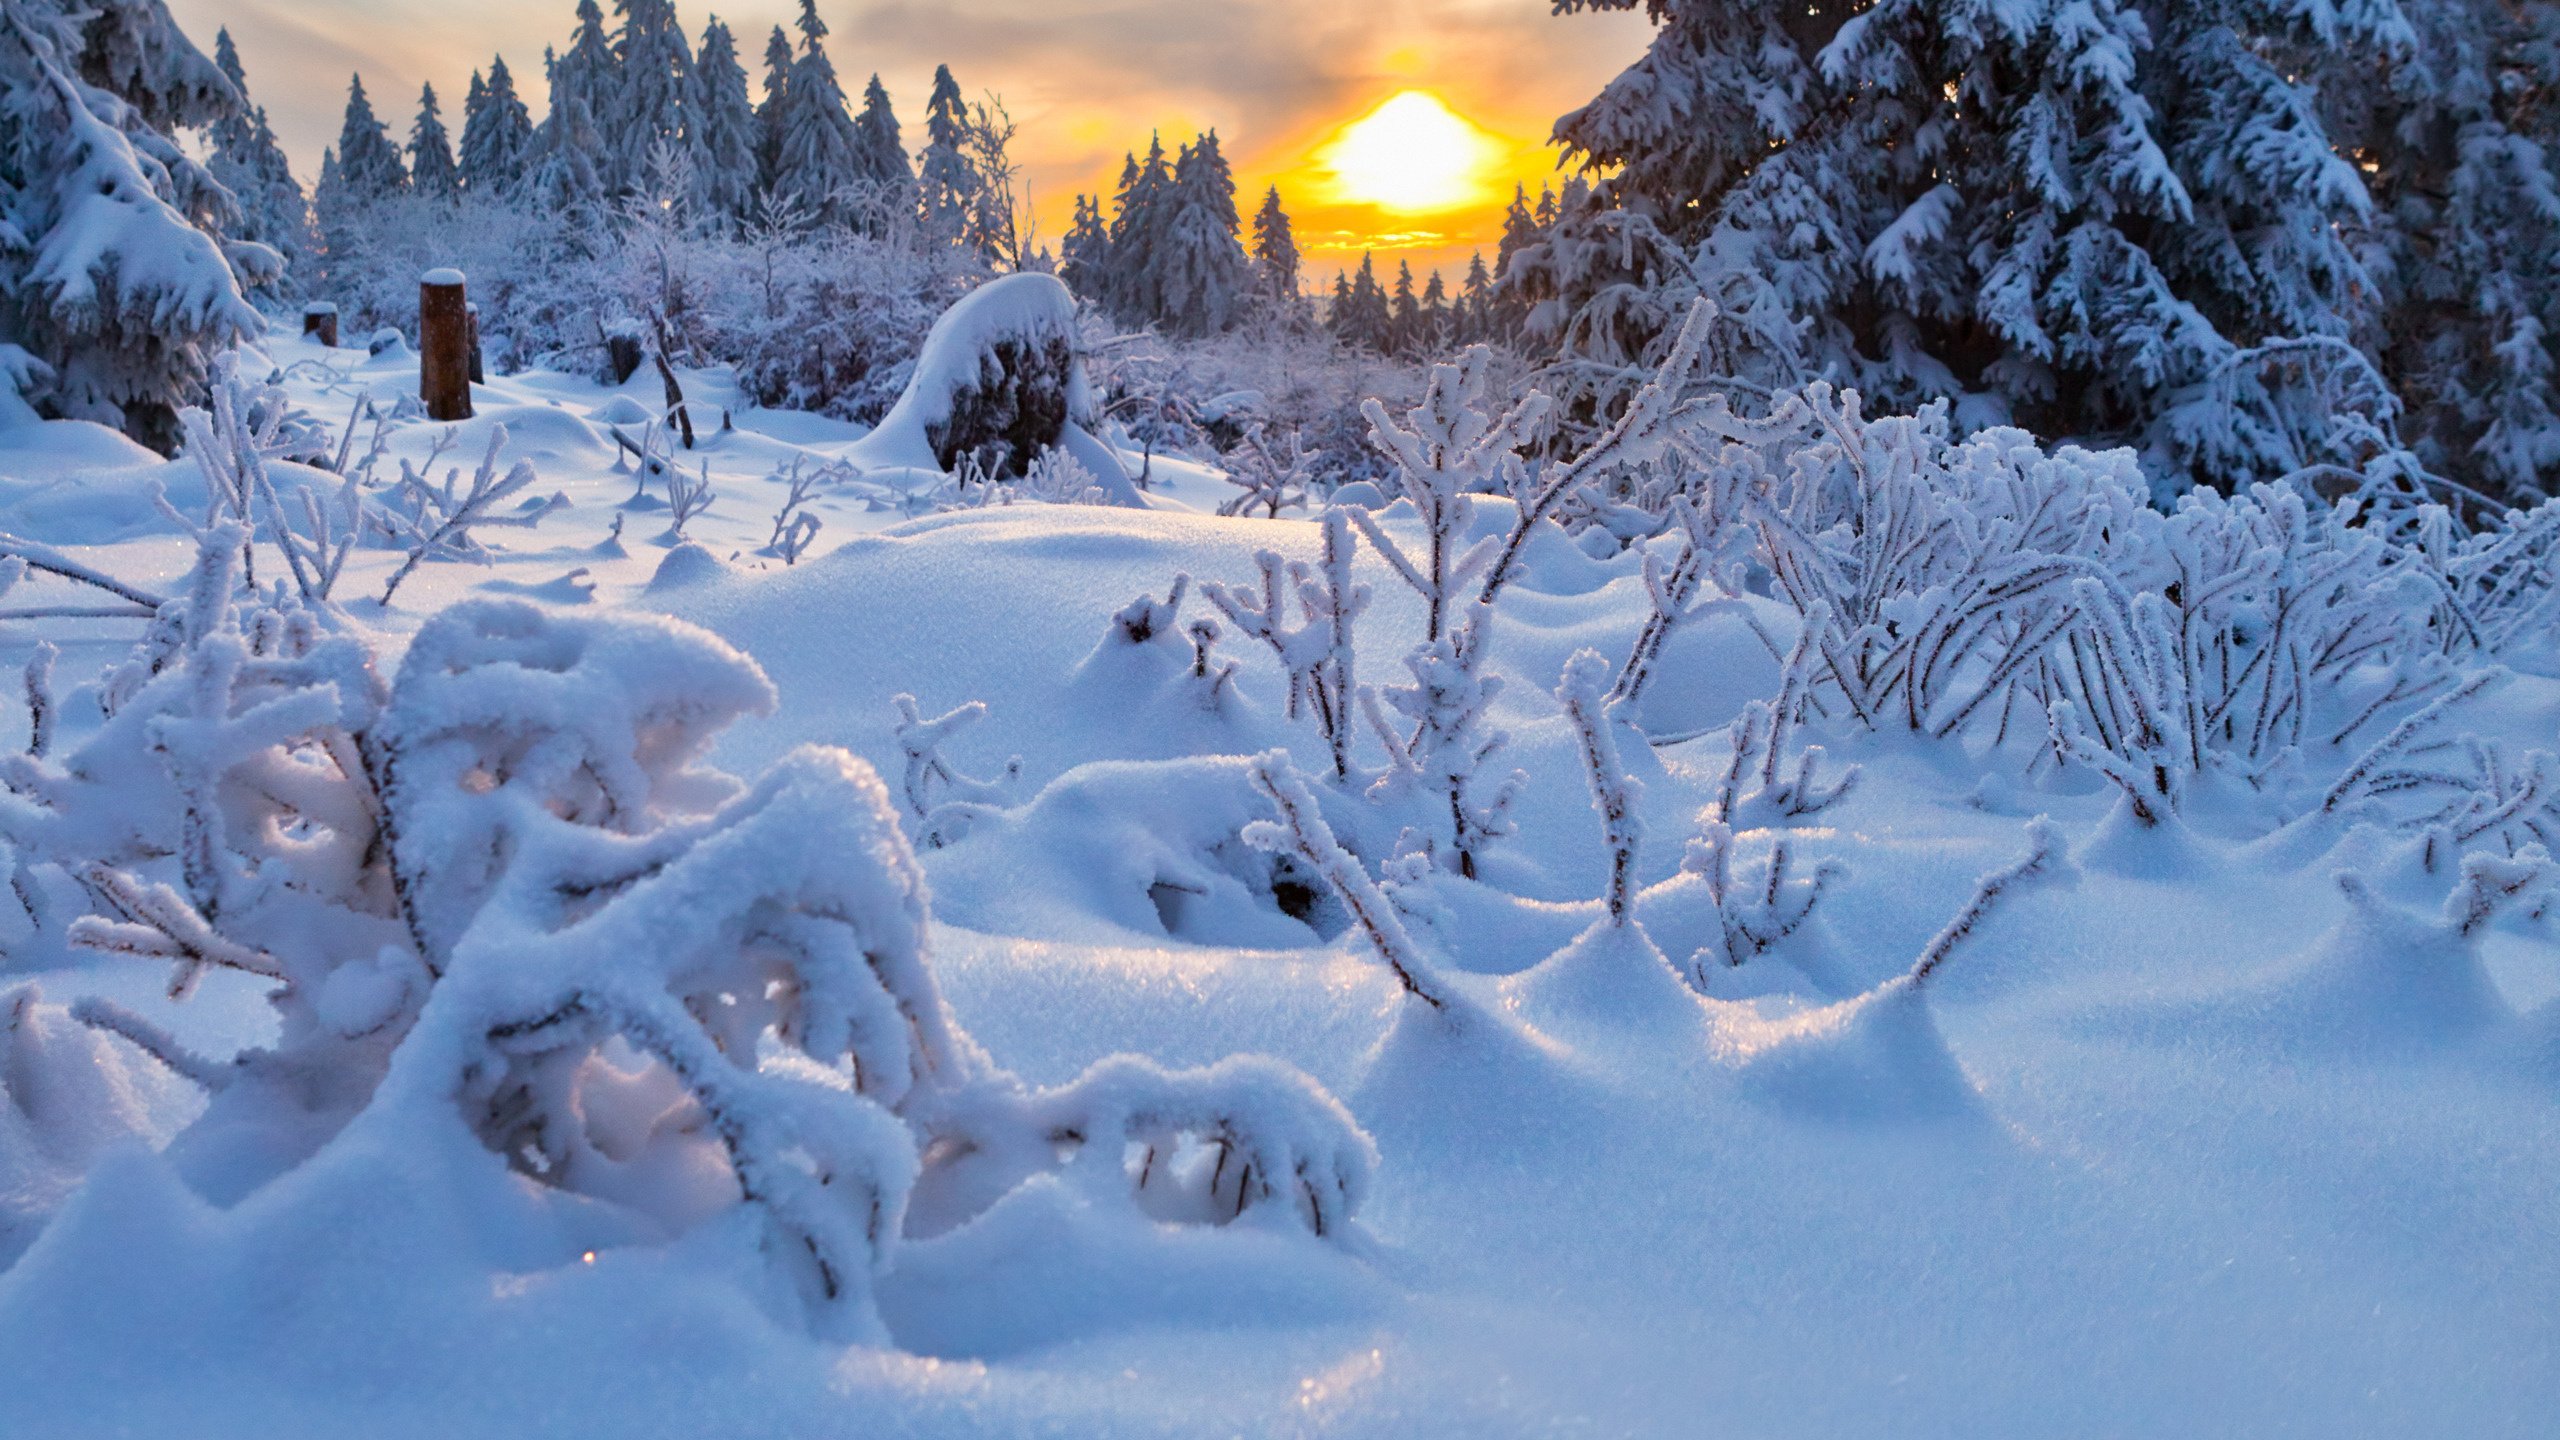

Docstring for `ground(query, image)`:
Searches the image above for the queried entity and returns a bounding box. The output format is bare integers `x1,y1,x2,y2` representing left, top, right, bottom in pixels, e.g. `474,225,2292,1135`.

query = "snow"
0,325,2553,1439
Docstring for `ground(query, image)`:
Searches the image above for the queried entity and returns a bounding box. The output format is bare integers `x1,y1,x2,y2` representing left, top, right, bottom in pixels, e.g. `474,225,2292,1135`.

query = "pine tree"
207,28,312,281
1158,130,1250,336
776,0,860,225
459,55,536,195
1061,193,1112,304
333,74,409,199
850,75,914,236
409,84,460,199
917,64,982,249
755,24,793,197
1421,268,1450,354
689,19,759,221
612,0,693,197
0,0,268,443
1249,185,1300,311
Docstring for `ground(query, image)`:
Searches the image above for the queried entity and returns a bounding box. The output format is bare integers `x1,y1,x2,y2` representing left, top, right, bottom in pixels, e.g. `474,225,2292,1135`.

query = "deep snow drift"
0,323,2554,1439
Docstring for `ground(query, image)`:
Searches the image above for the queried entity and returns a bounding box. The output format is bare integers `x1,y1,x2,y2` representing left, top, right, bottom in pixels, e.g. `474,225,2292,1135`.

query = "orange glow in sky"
175,0,1655,288
1313,91,1507,214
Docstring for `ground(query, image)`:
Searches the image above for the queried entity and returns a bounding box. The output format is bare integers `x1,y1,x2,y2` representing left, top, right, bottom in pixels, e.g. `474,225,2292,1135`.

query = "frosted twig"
1557,650,1643,925
70,996,233,1092
1243,752,1448,1009
1907,820,2064,989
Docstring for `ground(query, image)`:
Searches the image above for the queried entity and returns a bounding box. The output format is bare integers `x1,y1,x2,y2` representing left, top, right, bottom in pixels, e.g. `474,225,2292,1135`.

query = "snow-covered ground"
0,330,2555,1438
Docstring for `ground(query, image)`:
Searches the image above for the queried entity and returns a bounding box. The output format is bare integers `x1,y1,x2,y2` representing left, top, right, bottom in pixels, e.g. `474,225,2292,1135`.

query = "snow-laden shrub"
0,539,1375,1338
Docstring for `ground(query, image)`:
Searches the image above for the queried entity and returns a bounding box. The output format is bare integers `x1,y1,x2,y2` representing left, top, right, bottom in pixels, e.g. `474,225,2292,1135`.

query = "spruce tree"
409,84,460,199
0,0,268,442
1107,137,1174,323
755,25,793,198
207,28,312,280
1491,185,1539,340
917,64,982,249
776,0,861,226
1535,0,2442,495
690,19,759,221
459,55,537,195
333,74,409,199
1061,193,1112,304
1421,268,1449,354
1249,185,1300,310
851,75,915,236
1389,259,1419,355
1159,130,1249,336
1330,251,1390,351
612,0,693,197
528,45,606,215
2366,0,2560,497
1460,251,1493,343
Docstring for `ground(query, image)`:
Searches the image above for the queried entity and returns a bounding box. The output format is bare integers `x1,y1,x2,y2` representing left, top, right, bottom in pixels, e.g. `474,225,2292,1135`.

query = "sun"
1315,91,1508,215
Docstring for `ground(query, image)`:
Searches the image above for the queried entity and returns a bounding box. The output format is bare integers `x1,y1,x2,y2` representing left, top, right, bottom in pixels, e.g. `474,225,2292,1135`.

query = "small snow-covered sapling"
1557,651,1644,926
1217,425,1319,520
765,457,825,562
1906,820,2066,989
1243,752,1449,1011
889,694,1023,847
1351,348,1534,640
662,458,714,540
1364,606,1522,878
377,426,556,604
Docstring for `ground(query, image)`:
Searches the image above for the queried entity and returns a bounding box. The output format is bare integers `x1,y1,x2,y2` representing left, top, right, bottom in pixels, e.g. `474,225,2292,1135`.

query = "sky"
173,0,1656,285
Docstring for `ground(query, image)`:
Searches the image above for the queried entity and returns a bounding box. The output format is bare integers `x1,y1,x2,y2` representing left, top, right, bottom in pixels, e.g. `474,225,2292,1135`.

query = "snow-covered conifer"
407,83,460,200
689,19,759,221
0,0,270,444
776,0,861,226
1250,186,1300,315
331,74,408,200
849,74,914,236
1329,252,1391,352
1459,251,1492,342
1105,136,1174,323
754,24,792,195
1060,193,1112,305
611,0,693,197
1389,260,1419,355
458,55,535,195
206,29,311,281
1158,131,1249,337
917,64,982,249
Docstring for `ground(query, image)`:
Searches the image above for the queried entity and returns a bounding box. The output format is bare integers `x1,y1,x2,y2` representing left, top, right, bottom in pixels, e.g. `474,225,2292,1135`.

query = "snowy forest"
0,0,2557,1433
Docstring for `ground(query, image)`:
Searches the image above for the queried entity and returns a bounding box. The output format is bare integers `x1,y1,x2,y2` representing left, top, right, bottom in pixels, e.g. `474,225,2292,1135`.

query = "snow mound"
844,273,1138,503
1721,980,1984,1123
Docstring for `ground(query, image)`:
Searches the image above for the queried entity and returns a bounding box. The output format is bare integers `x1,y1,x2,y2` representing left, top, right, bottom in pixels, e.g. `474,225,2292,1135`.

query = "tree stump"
301,303,339,348
420,270,473,422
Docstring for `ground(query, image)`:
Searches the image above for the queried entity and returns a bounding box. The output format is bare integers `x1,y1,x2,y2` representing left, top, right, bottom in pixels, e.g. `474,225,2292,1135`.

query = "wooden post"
420,269,472,422
301,302,338,348
465,302,485,385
